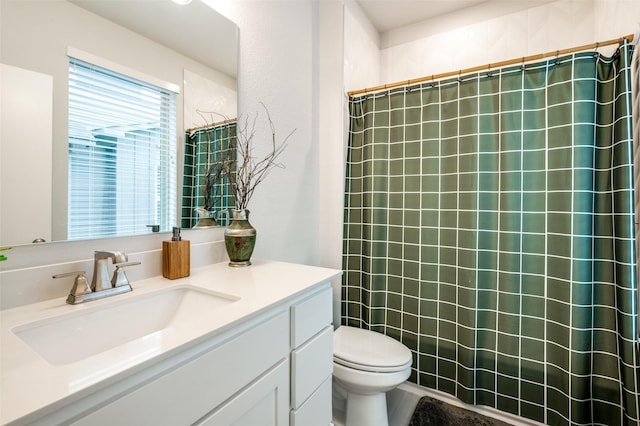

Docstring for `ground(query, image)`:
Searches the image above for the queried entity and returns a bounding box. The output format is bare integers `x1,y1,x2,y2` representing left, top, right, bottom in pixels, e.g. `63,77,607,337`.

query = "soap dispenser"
162,227,190,279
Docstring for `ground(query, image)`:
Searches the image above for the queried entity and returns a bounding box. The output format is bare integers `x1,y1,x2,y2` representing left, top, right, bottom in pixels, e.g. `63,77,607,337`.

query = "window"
67,57,176,240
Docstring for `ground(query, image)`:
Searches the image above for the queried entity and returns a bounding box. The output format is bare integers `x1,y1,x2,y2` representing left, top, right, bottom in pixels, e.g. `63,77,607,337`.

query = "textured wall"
228,1,322,266
344,0,640,92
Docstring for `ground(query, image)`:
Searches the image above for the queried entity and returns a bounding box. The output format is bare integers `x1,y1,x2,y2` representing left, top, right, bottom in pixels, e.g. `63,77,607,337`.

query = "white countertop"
0,260,341,425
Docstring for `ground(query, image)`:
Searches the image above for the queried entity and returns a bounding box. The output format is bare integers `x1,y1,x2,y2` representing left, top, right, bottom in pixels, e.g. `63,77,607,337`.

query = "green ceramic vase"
224,209,256,267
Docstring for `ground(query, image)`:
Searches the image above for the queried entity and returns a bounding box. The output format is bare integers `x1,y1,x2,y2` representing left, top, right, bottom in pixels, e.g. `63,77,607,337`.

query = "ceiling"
356,0,489,33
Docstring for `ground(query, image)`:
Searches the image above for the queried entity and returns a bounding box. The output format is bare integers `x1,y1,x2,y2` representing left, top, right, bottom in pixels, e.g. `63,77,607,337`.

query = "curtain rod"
186,117,237,135
348,34,635,97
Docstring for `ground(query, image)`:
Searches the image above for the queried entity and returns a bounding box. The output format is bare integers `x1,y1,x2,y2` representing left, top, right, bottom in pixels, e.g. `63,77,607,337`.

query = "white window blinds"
68,57,177,240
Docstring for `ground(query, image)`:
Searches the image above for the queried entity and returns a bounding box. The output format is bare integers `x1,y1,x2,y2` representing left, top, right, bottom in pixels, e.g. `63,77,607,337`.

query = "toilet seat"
333,326,412,373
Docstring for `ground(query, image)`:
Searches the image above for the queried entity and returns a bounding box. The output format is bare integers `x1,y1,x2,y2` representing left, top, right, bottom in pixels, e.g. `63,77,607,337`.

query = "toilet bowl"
333,326,412,426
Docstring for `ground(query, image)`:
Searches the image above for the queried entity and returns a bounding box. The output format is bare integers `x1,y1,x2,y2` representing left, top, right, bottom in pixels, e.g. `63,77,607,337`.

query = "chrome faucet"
92,250,129,291
54,250,141,305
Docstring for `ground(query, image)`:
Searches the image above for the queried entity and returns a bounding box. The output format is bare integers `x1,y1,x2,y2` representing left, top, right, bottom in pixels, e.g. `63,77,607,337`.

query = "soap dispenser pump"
162,227,190,279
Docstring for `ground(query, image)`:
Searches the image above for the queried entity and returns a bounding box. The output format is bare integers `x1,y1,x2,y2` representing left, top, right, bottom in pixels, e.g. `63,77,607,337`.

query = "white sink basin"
12,286,239,365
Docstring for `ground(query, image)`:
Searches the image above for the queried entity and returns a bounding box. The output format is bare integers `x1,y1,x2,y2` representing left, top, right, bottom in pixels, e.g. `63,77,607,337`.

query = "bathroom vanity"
0,260,340,425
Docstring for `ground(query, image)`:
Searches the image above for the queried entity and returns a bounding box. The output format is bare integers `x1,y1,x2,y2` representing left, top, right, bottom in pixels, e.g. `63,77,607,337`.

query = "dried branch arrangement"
197,103,295,212
231,103,295,210
202,155,223,211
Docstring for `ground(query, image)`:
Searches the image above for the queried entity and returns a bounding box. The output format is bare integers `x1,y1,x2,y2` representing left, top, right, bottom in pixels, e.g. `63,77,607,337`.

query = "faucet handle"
53,271,92,304
111,261,141,288
113,261,141,268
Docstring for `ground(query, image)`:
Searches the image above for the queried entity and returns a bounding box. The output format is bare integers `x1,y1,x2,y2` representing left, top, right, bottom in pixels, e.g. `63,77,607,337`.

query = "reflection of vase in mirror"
224,210,256,267
193,208,219,228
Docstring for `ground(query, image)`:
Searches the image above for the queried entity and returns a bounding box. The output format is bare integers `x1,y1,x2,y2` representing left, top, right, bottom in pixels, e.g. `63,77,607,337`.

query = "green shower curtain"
181,121,236,228
343,41,638,425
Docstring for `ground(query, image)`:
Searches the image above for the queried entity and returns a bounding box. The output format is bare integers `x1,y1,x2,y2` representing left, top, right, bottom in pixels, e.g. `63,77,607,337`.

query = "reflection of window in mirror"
67,55,178,240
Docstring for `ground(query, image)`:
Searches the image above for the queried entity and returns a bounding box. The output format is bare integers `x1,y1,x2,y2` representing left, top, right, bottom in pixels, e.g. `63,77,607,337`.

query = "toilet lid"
334,326,412,373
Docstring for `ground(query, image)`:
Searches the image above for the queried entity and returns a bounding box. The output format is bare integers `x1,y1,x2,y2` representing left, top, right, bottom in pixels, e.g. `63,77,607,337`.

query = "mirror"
0,0,237,247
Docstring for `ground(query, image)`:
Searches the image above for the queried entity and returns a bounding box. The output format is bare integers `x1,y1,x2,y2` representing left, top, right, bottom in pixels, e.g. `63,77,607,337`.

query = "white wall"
345,0,640,91
343,1,380,93
223,1,323,266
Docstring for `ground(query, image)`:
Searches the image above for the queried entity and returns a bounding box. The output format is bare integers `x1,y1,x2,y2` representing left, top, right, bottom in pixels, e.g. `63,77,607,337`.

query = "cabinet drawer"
291,325,333,408
290,285,332,348
73,310,289,426
290,376,332,426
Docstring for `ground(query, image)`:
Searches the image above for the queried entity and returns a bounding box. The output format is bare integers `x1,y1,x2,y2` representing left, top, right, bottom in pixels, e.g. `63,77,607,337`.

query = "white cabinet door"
197,360,289,426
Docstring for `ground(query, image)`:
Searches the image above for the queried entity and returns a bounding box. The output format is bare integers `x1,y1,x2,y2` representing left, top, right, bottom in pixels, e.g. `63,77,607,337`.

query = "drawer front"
73,310,289,426
290,285,332,348
291,325,333,409
290,376,332,426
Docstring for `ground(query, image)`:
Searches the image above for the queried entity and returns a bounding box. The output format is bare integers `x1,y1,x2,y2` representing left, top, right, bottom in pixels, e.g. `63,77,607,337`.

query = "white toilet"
333,326,413,426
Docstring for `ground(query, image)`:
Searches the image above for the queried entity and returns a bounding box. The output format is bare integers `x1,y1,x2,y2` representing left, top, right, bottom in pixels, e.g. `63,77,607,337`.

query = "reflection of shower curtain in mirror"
342,41,639,425
181,121,236,228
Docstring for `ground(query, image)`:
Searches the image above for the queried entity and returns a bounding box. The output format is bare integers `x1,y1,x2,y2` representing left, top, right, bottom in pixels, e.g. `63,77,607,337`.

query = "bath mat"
409,396,513,426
